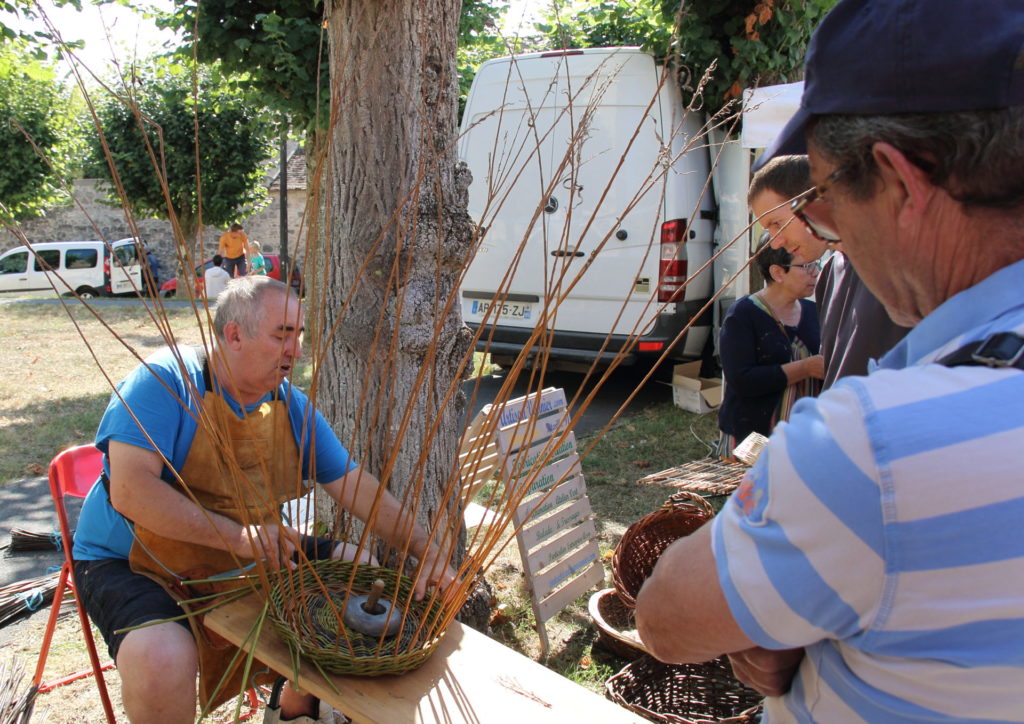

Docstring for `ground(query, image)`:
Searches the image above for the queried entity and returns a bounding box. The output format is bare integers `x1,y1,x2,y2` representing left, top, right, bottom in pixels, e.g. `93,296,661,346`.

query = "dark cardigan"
717,295,820,442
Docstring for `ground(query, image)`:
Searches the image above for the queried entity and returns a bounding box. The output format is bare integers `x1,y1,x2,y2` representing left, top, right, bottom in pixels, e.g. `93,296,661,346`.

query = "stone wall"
2,179,310,274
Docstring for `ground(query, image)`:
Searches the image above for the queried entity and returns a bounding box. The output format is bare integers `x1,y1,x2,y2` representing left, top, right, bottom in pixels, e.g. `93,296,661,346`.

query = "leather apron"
129,379,301,710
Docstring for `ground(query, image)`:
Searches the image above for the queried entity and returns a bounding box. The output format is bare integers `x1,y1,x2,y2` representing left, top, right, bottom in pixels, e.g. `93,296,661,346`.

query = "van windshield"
0,251,27,274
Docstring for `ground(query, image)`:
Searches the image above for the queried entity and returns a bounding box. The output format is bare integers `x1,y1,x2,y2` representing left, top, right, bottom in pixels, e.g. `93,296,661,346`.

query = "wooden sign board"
491,388,602,657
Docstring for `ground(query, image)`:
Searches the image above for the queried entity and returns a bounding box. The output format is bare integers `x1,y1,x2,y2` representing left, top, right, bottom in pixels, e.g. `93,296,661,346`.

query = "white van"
0,238,144,298
458,47,722,370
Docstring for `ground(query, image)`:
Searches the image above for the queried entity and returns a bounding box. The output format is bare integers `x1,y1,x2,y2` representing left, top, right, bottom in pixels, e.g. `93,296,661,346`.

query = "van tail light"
658,219,688,303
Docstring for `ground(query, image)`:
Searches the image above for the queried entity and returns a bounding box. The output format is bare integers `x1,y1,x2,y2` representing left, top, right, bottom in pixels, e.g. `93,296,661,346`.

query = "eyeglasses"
790,168,843,244
781,259,823,274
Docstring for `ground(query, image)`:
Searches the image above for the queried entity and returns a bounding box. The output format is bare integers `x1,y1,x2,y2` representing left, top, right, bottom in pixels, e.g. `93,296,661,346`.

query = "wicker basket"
612,491,714,609
606,654,762,724
588,588,647,660
266,559,447,676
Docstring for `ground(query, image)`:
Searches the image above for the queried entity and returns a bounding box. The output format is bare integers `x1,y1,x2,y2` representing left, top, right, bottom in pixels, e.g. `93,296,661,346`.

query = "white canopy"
741,82,804,150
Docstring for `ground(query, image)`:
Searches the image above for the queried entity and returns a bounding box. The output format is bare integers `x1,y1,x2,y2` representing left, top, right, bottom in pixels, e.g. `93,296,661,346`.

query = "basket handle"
662,490,714,518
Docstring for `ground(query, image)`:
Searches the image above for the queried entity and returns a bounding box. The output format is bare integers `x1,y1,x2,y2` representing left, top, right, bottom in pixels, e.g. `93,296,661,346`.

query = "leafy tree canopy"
527,0,837,117
0,0,82,53
159,0,327,133
162,0,512,133
0,43,84,223
89,59,274,243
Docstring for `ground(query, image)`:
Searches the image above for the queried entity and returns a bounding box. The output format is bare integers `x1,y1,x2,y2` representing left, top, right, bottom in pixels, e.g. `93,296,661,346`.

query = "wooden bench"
205,594,642,723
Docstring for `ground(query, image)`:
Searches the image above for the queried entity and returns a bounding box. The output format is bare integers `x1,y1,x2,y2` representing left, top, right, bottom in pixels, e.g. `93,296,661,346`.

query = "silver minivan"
0,238,143,298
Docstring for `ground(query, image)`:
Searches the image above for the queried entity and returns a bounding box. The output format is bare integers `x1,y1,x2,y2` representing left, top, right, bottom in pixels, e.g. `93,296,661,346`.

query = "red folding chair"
30,445,264,722
31,444,117,723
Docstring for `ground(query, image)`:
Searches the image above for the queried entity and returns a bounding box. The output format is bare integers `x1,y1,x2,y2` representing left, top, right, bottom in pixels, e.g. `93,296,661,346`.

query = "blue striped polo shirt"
714,258,1024,722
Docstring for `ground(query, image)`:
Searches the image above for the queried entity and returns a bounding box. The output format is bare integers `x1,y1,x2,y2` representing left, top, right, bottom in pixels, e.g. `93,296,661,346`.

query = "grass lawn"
0,297,723,718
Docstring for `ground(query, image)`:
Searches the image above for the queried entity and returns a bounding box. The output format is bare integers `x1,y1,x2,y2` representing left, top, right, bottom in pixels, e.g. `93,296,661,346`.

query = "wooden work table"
205,593,642,724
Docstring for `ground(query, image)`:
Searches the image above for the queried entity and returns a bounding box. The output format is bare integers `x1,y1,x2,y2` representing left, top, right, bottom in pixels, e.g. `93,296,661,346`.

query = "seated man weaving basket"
73,276,456,723
636,1,1024,721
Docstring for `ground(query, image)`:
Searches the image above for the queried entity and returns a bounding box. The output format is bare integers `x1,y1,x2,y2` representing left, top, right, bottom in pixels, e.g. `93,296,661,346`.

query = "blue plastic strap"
17,589,45,611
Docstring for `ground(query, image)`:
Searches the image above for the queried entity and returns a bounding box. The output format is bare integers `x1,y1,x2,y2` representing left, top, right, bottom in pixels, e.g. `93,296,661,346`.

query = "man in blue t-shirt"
636,1,1024,722
74,276,454,724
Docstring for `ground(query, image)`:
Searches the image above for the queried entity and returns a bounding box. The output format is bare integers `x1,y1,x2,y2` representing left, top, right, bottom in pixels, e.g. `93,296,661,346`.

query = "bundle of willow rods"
0,657,37,724
5,528,64,553
0,572,60,629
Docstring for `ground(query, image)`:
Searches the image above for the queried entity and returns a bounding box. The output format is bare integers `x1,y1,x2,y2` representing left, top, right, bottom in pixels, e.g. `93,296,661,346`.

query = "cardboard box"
670,362,723,414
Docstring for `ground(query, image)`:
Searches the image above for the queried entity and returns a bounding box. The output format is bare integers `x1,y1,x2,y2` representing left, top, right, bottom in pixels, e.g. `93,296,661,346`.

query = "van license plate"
471,300,532,321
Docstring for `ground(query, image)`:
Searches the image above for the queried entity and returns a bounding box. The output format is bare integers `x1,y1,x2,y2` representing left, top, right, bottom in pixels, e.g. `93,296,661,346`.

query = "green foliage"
533,0,671,51
0,0,83,53
89,60,273,242
664,0,837,115
165,1,511,135
0,44,84,223
457,2,510,118
525,0,837,119
160,0,328,134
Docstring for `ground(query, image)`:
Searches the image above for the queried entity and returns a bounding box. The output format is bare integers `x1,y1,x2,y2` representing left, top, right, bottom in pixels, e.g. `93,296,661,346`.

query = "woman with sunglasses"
715,234,824,458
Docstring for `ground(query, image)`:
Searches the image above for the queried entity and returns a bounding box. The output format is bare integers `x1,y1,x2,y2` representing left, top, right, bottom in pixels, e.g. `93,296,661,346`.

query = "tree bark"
317,0,474,576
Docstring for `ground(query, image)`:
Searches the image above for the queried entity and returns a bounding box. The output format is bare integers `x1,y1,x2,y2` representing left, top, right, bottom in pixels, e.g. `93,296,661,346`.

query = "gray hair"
213,276,296,339
809,106,1024,210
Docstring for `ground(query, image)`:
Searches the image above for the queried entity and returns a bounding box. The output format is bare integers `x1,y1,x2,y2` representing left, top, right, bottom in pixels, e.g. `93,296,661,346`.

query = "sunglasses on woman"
782,259,823,274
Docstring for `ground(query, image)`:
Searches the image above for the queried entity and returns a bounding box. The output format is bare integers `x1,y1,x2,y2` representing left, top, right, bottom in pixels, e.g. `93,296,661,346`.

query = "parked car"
159,253,303,298
0,238,144,298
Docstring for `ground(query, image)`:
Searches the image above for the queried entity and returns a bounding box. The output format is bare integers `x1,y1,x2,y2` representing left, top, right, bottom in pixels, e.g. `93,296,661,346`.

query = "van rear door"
459,48,714,364
109,239,143,294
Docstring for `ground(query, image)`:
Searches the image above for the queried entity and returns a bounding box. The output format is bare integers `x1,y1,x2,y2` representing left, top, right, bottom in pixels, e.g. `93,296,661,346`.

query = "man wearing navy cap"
637,1,1024,721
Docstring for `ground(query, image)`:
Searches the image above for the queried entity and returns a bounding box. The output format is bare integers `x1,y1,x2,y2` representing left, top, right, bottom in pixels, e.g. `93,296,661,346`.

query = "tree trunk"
317,1,474,574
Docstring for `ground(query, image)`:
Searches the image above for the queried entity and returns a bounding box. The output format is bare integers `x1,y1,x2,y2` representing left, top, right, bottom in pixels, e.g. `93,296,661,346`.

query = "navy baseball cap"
754,0,1024,170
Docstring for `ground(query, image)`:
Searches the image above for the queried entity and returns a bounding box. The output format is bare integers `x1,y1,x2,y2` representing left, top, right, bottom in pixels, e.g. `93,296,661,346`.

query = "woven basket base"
267,560,447,677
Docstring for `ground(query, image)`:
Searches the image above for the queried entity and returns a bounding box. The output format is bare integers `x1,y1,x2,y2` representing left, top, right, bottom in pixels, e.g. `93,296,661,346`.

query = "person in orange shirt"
217,223,250,277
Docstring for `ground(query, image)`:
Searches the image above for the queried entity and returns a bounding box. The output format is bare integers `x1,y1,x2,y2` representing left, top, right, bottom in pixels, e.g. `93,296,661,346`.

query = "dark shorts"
74,536,337,661
222,255,247,278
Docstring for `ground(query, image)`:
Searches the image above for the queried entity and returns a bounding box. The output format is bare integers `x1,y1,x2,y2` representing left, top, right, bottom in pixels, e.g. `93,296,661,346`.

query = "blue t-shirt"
73,346,357,561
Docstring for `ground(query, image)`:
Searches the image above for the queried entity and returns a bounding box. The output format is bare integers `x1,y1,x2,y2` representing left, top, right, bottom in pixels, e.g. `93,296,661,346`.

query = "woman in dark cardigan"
716,235,825,457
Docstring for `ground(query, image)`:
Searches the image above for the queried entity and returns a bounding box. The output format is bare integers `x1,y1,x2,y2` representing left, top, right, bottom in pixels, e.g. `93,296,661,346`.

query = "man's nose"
768,233,786,250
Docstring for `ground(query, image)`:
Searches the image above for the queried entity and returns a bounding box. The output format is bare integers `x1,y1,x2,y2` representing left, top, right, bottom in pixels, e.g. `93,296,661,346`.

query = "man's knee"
117,622,198,688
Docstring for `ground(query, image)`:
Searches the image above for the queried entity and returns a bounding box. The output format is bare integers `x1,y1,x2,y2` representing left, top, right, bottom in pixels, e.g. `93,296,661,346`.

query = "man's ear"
221,320,244,349
871,141,936,229
768,264,785,284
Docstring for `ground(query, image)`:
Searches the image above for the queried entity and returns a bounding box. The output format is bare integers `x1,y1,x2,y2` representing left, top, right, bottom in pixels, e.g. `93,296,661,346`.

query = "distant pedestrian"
144,248,162,287
203,254,231,301
217,223,250,277
249,241,269,276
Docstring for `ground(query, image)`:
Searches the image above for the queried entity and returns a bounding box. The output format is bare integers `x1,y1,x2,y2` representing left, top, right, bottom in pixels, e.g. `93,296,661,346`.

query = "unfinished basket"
636,458,748,497
267,559,447,676
588,588,646,660
612,490,714,609
605,654,762,724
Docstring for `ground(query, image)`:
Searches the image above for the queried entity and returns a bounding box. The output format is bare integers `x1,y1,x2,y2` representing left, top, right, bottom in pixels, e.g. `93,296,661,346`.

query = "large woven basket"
266,559,447,676
612,491,714,608
606,654,762,724
588,588,647,660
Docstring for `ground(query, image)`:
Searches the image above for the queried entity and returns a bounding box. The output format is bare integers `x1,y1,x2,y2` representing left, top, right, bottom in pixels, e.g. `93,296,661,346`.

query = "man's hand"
413,544,458,601
728,646,805,697
234,523,303,571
